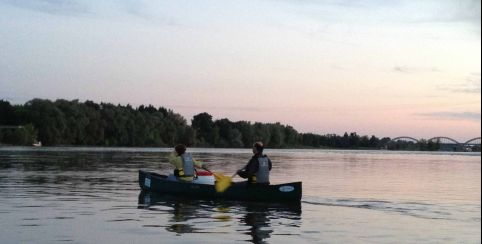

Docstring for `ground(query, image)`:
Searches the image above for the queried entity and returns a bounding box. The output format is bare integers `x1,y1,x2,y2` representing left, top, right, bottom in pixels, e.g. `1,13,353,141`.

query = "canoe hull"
139,170,302,202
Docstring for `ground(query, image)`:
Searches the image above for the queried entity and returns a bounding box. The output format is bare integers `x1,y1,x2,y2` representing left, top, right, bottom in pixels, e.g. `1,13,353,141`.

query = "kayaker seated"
168,144,209,182
237,141,272,185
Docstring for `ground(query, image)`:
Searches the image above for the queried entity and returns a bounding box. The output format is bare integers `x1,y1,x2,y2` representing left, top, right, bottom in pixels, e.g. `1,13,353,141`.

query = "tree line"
0,98,441,150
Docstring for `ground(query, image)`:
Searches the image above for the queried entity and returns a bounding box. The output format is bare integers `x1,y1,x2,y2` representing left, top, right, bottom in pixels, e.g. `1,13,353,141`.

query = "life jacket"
178,153,195,177
253,156,270,184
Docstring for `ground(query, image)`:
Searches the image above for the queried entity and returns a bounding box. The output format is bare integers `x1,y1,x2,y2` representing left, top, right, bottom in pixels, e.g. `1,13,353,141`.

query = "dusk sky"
0,0,480,141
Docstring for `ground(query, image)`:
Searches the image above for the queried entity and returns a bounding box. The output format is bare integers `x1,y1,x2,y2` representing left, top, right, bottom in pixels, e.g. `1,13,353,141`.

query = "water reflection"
138,191,301,243
241,204,273,243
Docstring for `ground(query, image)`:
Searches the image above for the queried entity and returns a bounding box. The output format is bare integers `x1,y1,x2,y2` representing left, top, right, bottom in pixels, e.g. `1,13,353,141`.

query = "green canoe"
138,170,302,202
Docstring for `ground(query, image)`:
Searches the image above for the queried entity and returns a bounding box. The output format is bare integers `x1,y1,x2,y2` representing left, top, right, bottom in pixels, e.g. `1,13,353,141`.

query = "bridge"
389,136,481,152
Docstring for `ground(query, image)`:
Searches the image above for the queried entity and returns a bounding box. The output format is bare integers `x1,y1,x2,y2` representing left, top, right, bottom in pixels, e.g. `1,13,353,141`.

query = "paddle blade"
212,172,224,181
214,174,232,193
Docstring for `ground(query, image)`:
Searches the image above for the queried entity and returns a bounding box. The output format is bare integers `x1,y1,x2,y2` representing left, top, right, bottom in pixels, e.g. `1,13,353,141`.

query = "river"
0,147,480,243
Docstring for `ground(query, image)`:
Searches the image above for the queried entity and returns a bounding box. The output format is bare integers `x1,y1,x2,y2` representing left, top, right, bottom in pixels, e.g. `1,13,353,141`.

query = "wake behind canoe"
139,170,302,202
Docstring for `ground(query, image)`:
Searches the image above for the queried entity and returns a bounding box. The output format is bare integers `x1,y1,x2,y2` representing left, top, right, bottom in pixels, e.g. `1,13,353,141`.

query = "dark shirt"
237,154,272,181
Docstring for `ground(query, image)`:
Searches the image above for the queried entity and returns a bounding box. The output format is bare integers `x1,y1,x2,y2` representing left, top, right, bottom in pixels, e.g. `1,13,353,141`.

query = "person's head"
174,144,186,156
252,141,264,154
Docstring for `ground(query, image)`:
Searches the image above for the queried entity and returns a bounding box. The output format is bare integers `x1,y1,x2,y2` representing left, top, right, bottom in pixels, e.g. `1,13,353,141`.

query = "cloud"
426,0,480,27
416,111,481,121
393,66,440,74
1,0,90,16
116,0,143,17
438,73,481,94
172,105,265,112
276,0,480,37
1,0,184,27
385,0,481,35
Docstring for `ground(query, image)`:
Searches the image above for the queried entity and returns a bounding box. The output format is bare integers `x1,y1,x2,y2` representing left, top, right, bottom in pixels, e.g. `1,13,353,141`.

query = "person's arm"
237,158,258,178
167,152,182,168
193,159,209,171
268,157,272,171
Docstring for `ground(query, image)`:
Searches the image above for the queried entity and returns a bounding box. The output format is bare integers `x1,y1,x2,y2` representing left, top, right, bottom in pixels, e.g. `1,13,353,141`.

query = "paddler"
168,144,210,182
237,141,272,185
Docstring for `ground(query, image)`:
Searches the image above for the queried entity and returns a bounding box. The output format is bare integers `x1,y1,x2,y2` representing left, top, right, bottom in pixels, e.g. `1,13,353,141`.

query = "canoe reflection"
138,191,301,243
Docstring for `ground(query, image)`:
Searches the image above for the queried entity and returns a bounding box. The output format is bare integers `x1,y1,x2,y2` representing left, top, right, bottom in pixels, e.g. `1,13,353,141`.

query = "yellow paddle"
211,172,238,193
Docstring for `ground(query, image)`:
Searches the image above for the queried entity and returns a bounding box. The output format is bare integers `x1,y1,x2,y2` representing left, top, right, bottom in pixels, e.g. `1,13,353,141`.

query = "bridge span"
389,136,481,152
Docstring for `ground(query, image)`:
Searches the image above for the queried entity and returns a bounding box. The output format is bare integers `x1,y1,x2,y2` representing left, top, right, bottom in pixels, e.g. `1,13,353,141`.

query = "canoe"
138,170,302,202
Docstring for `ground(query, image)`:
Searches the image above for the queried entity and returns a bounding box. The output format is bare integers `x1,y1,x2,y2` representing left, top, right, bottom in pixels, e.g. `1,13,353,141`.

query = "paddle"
204,169,237,193
213,172,237,193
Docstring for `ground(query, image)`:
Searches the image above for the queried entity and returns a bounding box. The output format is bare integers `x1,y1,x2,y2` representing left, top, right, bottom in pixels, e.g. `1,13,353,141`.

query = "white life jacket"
255,156,270,184
180,153,195,177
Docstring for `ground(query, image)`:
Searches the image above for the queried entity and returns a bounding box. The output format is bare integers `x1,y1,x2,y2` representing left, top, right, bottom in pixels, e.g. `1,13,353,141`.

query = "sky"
0,0,480,141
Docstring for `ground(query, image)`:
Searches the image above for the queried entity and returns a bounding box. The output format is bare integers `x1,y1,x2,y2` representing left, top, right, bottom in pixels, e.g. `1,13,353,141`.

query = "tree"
369,135,379,148
340,132,350,148
0,100,16,125
269,123,285,148
234,121,253,147
0,98,436,151
24,99,66,145
227,128,243,148
349,132,360,148
284,125,299,147
192,112,218,146
253,122,271,146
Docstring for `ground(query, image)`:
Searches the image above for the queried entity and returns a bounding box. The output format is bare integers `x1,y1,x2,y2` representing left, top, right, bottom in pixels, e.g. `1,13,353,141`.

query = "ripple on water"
301,196,481,222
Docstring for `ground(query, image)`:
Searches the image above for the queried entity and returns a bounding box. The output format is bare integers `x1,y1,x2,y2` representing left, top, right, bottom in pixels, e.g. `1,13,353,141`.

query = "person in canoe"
168,144,210,182
237,142,272,185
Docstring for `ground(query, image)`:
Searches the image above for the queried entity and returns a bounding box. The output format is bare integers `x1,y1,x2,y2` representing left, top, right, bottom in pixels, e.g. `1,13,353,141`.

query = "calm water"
0,147,480,243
